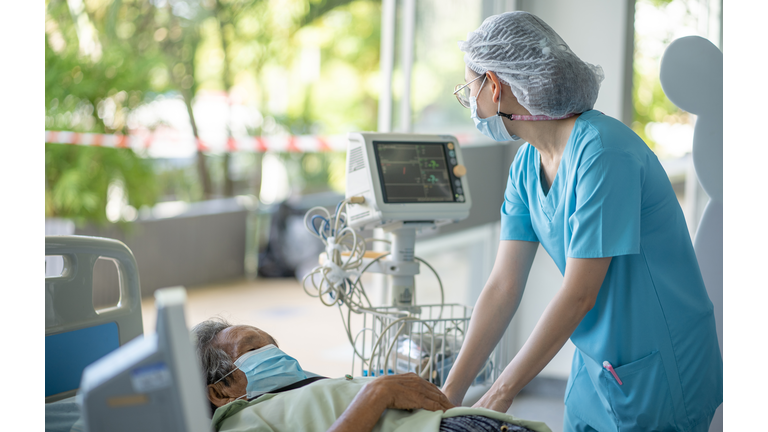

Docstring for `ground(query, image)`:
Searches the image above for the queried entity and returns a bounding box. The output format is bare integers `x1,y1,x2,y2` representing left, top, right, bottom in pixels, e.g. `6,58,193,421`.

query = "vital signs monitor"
345,132,472,231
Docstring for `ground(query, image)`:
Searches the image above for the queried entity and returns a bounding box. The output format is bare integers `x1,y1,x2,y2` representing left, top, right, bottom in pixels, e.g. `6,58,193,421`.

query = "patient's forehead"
214,325,276,360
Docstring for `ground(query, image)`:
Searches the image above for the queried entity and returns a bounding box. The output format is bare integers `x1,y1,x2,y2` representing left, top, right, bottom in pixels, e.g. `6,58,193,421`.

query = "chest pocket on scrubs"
598,351,677,431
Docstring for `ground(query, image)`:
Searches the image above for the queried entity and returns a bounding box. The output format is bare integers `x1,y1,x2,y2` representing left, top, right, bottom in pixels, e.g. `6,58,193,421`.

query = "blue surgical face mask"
470,76,516,142
214,344,308,400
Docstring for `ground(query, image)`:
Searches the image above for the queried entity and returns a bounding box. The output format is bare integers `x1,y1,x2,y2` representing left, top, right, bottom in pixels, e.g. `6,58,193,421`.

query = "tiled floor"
141,277,565,431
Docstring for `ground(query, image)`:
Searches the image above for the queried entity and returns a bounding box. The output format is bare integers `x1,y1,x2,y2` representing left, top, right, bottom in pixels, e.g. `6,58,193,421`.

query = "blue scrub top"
501,110,722,431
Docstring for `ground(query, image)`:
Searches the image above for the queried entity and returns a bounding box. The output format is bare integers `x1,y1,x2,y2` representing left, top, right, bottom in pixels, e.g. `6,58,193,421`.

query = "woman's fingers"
472,391,512,413
424,383,455,410
434,391,455,411
442,388,462,407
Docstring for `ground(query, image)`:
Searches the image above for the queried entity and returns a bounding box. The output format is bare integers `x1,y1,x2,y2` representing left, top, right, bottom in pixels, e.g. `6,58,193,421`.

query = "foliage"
46,0,382,224
277,151,348,195
45,0,191,223
630,66,686,150
632,0,694,151
646,0,675,7
267,2,381,198
194,0,381,135
153,159,206,202
302,1,382,135
45,0,174,133
45,143,158,225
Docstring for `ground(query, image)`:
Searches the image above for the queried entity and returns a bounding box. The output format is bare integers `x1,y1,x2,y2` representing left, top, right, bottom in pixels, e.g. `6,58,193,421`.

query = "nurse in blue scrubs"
441,11,723,432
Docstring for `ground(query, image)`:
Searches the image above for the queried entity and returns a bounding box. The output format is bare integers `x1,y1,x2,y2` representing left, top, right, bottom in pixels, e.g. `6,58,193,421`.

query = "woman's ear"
487,71,502,103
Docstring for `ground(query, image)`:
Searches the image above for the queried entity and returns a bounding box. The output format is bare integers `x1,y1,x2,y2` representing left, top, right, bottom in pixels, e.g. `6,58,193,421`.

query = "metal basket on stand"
352,303,502,387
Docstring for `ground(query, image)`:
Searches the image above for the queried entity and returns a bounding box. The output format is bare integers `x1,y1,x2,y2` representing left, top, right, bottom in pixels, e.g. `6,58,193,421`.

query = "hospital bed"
45,236,212,432
45,235,144,430
45,236,144,431
46,235,144,403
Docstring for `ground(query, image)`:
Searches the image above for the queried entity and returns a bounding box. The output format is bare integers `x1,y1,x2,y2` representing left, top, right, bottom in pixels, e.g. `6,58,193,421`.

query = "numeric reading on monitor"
374,142,456,203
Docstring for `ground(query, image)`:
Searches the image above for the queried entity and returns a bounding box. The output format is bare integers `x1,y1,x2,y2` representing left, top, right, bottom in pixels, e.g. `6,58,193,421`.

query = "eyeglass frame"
453,74,486,109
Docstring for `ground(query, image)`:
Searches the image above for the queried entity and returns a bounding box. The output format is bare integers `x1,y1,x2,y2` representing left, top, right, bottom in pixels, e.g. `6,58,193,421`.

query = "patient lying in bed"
191,319,551,432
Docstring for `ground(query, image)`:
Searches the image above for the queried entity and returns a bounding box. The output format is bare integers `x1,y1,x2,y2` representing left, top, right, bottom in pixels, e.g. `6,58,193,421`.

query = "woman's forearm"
442,280,521,402
486,285,592,408
476,257,611,412
442,240,538,404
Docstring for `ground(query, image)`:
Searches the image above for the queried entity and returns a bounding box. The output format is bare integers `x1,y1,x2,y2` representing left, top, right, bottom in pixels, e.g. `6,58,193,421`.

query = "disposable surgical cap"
459,11,605,118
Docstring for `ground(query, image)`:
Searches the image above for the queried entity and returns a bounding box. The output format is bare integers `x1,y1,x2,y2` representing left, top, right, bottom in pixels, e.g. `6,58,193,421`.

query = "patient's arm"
327,373,454,432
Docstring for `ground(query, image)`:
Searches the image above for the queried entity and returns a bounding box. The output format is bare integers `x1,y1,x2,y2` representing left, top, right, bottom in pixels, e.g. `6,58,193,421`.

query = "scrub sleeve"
500,162,538,243
566,150,641,258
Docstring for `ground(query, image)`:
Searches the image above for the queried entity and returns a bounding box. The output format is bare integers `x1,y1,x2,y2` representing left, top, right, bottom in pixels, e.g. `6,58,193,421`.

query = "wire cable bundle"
301,199,447,378
302,200,372,311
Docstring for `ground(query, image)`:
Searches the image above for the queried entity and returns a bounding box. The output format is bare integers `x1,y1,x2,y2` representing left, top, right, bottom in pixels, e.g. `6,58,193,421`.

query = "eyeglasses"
453,74,485,109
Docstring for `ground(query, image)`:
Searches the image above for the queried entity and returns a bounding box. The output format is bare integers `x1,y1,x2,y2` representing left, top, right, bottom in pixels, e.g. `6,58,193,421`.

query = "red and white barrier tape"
44,130,349,153
45,130,477,154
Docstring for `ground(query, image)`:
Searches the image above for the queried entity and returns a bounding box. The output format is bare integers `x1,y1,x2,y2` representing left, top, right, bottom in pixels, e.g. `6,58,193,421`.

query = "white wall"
520,0,635,124
415,221,575,379
414,221,519,377
414,222,500,307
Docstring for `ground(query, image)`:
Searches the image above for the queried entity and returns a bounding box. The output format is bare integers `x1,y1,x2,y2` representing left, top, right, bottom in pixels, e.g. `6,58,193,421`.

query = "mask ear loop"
211,366,238,386
494,78,509,120
470,75,487,112
210,367,249,403
477,75,487,96
215,344,278,402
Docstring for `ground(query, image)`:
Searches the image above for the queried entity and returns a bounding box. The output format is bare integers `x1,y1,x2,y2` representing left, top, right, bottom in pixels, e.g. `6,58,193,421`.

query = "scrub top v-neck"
533,129,571,220
499,110,722,431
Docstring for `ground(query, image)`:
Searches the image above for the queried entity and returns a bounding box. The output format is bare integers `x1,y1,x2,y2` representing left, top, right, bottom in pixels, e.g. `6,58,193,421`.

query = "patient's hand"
368,373,455,412
327,373,454,432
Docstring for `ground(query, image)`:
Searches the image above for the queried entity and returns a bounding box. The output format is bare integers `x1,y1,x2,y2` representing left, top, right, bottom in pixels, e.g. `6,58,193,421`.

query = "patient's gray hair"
191,318,236,387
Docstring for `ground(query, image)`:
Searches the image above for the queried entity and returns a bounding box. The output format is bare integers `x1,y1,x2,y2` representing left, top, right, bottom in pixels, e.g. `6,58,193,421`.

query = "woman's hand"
471,385,515,412
440,241,539,409
367,373,455,412
441,386,464,408
468,256,612,414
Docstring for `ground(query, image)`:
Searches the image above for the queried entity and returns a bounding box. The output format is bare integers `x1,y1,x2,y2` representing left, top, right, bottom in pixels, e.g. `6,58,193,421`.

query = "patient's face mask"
213,344,308,400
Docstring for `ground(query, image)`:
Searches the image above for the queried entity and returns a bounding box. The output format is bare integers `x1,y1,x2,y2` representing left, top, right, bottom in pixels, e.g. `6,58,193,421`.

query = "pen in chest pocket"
603,361,623,385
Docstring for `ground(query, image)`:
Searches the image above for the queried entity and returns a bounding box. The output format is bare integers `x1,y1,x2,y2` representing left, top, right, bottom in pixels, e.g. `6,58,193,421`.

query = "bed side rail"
45,235,144,402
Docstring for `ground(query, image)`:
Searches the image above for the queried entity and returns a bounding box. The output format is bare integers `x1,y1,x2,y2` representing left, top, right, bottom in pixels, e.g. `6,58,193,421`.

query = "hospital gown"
501,110,723,431
211,377,550,432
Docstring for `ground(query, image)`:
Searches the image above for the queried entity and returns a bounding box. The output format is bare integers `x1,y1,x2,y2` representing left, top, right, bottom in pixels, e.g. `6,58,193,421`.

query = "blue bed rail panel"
45,235,143,403
45,322,120,397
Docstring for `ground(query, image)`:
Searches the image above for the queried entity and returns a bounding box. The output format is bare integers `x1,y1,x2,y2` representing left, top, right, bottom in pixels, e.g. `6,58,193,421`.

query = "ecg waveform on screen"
376,143,454,203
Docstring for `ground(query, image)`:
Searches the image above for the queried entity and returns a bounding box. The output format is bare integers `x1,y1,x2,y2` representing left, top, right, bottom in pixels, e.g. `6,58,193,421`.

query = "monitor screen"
374,142,461,203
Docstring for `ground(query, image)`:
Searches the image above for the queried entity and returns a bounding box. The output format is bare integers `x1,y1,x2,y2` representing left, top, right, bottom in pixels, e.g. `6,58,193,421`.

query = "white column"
377,0,396,133
398,0,416,132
